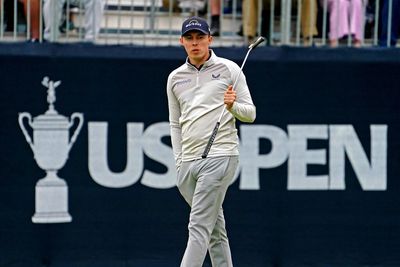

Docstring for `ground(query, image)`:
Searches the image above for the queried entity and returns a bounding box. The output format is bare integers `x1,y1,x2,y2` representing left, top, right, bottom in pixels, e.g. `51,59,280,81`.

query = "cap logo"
186,20,202,28
181,17,210,35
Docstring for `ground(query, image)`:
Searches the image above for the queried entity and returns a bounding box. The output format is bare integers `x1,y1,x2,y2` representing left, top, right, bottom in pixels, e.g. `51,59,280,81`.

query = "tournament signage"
87,122,388,191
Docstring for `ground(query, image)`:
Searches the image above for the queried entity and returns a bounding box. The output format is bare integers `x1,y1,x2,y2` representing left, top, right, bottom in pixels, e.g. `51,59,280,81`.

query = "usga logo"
18,77,84,224
88,123,387,191
18,78,389,224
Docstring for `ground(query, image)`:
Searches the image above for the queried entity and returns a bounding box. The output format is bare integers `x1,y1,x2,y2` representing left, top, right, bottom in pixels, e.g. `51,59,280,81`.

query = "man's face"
180,31,212,64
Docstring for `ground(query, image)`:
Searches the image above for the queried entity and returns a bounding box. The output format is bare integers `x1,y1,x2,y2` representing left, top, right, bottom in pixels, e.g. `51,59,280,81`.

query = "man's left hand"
224,85,236,110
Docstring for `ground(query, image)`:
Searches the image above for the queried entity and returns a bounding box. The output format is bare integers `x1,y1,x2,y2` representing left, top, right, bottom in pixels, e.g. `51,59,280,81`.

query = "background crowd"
0,0,398,47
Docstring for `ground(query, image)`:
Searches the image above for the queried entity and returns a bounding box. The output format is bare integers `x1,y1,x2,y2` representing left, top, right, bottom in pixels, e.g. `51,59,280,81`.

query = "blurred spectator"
241,0,259,44
43,0,105,42
162,0,181,12
322,0,366,47
301,0,318,45
242,0,278,45
59,2,77,34
363,0,375,39
178,0,206,13
210,0,220,36
0,0,40,41
379,0,400,47
21,0,40,41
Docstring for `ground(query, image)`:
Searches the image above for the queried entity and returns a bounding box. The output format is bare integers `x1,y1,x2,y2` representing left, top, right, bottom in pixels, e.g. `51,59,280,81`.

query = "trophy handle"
18,112,35,152
68,113,84,152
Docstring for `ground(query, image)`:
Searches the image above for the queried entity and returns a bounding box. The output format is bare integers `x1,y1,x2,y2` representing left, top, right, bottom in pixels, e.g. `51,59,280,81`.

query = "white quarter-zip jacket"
167,50,256,168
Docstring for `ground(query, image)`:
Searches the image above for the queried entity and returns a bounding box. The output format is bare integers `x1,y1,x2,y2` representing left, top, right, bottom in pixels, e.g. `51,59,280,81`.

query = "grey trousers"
177,156,239,267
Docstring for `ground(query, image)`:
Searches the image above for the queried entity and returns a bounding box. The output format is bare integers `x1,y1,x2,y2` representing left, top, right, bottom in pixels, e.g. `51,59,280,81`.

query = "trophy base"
32,212,72,223
32,171,72,224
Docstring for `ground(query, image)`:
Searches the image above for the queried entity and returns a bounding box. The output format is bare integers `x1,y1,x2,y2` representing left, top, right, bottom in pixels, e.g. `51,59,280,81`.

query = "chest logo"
176,79,191,87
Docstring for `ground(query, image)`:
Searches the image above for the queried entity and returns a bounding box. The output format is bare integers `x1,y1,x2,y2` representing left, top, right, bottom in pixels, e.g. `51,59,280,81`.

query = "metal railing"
0,0,398,47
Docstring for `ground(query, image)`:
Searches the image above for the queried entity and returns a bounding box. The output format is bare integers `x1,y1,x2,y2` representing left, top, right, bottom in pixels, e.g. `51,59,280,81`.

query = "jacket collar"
186,49,216,71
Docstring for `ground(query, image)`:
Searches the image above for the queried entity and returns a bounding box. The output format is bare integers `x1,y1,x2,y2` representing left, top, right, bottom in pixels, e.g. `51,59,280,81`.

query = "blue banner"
0,43,399,267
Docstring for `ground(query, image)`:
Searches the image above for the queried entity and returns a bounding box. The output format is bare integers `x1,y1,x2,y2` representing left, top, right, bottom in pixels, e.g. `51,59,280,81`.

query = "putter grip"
201,122,220,158
249,36,265,49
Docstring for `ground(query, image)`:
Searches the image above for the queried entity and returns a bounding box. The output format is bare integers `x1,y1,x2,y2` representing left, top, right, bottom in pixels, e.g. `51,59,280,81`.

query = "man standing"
166,17,256,267
43,0,105,42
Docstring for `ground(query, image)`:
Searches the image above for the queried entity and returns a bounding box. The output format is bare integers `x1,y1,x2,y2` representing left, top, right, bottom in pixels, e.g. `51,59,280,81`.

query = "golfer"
166,16,256,267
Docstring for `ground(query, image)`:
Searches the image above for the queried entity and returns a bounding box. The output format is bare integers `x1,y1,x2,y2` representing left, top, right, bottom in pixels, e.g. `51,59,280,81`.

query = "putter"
201,36,265,158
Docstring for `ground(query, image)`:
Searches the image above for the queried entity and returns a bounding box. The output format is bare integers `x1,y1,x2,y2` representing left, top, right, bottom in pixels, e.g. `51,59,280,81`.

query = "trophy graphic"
18,77,83,223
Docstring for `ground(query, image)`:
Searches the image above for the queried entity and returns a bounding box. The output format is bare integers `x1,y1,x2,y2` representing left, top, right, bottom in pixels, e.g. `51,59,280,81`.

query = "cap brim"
181,29,210,36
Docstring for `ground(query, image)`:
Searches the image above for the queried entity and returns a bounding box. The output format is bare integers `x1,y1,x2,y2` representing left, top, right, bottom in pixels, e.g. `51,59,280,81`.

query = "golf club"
201,36,265,158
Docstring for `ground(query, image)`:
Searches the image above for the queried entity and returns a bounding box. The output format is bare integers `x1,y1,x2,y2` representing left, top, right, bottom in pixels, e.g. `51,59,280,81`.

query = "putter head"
248,36,266,49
